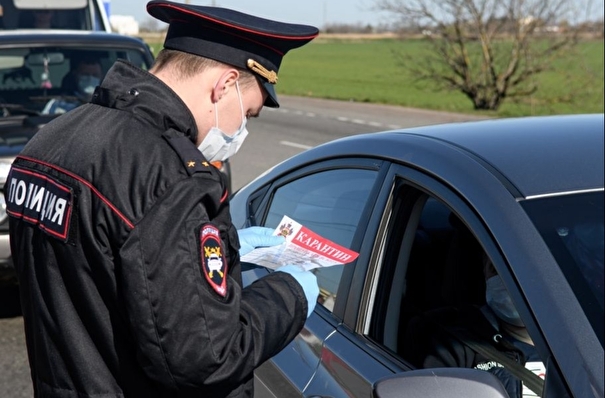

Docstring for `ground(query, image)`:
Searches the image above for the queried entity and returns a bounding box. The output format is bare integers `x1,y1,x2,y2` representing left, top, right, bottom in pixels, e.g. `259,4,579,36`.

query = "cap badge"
247,59,278,84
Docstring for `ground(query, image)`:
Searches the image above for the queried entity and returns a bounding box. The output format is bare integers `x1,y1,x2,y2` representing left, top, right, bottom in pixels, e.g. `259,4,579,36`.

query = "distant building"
110,15,139,36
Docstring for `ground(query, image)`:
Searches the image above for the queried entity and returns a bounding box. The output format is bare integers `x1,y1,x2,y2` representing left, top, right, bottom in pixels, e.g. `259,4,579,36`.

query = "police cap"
146,0,319,107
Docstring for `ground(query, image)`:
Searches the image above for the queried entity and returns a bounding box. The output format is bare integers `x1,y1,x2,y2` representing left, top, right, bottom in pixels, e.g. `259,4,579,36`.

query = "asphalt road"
0,96,485,396
0,285,30,397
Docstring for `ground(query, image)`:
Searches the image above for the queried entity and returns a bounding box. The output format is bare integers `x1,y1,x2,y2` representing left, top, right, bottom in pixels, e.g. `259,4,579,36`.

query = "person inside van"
19,9,56,29
42,57,103,114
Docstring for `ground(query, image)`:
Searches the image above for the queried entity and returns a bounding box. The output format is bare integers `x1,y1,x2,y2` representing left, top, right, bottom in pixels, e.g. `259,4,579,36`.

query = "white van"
0,0,111,32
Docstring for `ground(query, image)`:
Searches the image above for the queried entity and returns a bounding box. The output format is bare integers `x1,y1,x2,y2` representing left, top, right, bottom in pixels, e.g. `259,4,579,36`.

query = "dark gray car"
230,114,604,398
0,30,155,286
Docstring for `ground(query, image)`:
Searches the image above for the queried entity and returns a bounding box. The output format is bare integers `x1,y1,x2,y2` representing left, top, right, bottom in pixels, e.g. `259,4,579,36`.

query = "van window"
0,0,110,31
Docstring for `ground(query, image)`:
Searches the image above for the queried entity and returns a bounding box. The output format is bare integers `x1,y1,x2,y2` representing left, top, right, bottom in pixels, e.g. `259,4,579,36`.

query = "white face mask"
77,75,100,96
198,81,249,162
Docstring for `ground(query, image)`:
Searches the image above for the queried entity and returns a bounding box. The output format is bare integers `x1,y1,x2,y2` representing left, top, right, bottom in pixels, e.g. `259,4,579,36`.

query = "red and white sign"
241,216,359,271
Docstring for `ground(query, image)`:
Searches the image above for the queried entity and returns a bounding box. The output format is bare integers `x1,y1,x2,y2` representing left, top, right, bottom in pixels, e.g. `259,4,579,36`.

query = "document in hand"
240,215,359,271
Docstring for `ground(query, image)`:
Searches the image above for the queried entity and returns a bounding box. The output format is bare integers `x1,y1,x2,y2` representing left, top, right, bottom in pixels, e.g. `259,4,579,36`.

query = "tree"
374,0,587,110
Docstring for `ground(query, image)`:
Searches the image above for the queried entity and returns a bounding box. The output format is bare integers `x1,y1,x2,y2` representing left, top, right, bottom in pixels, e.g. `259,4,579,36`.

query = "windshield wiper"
0,103,40,117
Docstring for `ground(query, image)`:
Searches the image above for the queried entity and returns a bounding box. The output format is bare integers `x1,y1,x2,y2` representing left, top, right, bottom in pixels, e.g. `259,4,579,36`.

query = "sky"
109,0,386,29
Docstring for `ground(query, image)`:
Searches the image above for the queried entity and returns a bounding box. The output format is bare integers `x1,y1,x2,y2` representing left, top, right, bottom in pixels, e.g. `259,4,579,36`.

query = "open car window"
366,176,548,398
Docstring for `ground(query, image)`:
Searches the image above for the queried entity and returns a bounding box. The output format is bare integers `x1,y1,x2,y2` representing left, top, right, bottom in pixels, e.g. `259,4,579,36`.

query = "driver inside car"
405,253,545,398
42,57,103,115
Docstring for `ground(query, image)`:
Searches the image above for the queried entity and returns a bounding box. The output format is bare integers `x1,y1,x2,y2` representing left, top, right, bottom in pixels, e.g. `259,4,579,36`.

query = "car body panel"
305,325,408,398
256,311,337,395
234,114,603,201
397,114,604,198
0,30,151,50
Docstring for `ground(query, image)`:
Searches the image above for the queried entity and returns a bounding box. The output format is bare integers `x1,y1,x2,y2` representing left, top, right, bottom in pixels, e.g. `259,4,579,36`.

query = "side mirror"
373,368,509,398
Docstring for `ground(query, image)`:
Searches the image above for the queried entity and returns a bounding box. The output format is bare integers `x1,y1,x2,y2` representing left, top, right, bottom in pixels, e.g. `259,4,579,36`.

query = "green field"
147,38,604,117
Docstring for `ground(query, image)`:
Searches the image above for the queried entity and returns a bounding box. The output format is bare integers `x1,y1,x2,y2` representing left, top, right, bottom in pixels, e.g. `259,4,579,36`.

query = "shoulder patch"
5,167,73,241
162,130,212,176
200,224,228,297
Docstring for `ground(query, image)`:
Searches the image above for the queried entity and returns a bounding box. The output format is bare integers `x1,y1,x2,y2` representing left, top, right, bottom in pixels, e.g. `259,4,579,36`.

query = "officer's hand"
275,265,319,318
238,227,285,257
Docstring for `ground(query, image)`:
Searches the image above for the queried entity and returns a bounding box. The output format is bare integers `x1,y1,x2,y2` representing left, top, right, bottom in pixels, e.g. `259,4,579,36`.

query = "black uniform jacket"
5,61,307,398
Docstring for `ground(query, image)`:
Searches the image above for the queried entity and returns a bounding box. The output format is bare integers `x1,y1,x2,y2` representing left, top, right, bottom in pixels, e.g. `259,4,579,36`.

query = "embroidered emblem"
200,224,228,297
5,167,73,241
187,161,196,168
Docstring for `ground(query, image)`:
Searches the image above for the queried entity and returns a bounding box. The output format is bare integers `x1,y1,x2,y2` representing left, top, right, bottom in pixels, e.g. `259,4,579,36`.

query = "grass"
146,37,604,117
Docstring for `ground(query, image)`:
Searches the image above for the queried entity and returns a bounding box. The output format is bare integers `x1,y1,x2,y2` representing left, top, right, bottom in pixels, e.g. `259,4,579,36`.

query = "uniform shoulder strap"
162,129,214,176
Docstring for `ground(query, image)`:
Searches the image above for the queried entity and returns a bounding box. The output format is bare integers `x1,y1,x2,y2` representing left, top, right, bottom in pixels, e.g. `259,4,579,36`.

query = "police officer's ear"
211,68,240,104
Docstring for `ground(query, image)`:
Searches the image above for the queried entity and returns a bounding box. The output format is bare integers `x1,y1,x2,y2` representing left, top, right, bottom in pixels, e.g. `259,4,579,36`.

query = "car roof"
323,114,604,199
0,30,147,48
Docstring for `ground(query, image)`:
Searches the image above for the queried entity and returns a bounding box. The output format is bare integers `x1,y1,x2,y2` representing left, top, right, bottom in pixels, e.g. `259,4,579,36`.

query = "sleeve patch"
200,224,228,297
5,167,73,242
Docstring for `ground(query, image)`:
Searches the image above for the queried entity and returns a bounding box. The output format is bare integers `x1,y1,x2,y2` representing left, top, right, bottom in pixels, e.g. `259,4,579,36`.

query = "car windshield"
521,191,604,340
0,45,151,117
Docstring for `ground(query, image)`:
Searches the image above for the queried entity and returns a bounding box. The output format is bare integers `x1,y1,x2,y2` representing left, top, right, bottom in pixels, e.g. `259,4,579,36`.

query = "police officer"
5,1,319,397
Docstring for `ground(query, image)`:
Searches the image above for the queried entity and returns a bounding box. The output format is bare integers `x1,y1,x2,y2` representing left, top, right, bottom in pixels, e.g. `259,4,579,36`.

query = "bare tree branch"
374,0,584,110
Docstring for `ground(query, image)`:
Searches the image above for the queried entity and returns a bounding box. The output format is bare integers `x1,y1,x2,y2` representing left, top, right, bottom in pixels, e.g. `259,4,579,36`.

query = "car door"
237,158,385,397
238,155,579,397
304,162,573,398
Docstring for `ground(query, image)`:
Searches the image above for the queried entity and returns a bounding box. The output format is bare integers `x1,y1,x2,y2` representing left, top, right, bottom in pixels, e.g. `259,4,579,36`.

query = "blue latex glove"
275,265,319,318
238,226,285,257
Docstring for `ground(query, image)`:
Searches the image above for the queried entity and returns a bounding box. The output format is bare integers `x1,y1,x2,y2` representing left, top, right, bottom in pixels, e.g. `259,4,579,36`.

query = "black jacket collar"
93,60,199,142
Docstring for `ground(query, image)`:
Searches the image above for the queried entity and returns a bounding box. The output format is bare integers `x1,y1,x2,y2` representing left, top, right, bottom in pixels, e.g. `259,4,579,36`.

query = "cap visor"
262,80,279,108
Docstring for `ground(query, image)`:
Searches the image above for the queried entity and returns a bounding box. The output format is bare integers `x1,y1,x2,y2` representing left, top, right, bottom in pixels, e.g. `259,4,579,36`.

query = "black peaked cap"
146,0,319,107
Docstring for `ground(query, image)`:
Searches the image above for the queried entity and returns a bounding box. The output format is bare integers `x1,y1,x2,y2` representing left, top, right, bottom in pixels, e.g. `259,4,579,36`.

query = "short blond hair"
151,49,257,89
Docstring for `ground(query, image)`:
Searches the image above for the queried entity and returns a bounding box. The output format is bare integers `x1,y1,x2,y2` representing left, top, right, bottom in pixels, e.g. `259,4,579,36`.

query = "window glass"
0,0,107,31
0,46,152,117
370,183,546,398
264,168,378,312
521,191,604,341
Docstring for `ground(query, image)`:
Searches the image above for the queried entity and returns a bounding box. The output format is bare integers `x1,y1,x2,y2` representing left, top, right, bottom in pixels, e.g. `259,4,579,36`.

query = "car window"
366,179,547,397
369,189,487,355
263,168,378,312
